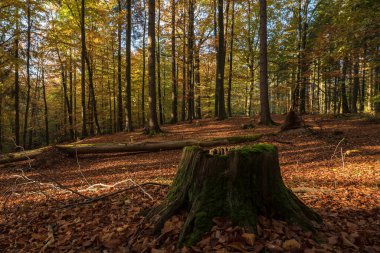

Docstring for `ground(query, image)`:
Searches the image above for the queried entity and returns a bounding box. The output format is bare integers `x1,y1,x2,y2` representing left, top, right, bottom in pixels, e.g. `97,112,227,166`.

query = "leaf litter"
0,115,379,252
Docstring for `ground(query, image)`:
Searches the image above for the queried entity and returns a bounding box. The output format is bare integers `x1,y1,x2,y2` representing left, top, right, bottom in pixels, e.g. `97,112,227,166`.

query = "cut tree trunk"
147,144,321,246
55,135,262,155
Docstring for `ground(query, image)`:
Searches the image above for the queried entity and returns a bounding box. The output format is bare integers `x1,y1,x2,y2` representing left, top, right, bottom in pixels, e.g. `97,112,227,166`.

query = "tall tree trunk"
147,0,161,133
374,66,380,116
81,0,88,137
195,46,201,119
14,9,20,146
57,49,75,140
42,68,49,145
299,0,309,114
85,53,102,134
157,0,164,125
170,0,178,124
215,0,226,120
352,61,359,113
181,2,187,122
117,0,123,132
227,0,235,117
259,0,273,125
125,0,133,131
23,1,32,148
341,59,350,114
187,0,195,123
28,78,39,149
142,0,147,126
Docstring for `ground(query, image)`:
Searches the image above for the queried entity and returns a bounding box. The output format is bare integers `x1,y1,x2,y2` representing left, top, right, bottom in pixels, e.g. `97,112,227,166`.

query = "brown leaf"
241,233,256,246
282,239,301,251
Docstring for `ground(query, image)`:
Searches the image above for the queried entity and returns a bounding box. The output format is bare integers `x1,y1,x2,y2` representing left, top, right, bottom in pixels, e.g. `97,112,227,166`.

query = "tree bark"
187,0,195,123
147,144,321,246
227,0,235,117
142,0,147,126
117,0,123,132
352,61,359,113
125,0,133,132
157,0,164,125
42,68,49,145
215,0,226,120
147,0,161,134
259,0,273,125
81,0,88,137
23,0,32,148
170,0,178,124
341,59,350,114
14,8,20,146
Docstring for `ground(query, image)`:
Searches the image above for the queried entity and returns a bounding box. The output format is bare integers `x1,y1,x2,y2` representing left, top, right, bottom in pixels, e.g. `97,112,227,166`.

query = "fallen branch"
55,135,263,155
0,147,50,165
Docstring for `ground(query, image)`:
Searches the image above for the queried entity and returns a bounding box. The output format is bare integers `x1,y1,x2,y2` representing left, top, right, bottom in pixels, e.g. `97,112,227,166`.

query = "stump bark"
148,144,321,246
281,110,302,131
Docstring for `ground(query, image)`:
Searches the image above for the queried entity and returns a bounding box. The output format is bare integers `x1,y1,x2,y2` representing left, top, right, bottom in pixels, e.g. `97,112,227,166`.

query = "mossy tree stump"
147,144,321,246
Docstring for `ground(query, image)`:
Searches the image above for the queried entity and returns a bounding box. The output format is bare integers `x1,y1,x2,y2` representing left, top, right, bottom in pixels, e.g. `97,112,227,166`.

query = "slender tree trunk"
81,0,88,137
23,1,32,147
181,3,187,122
215,0,226,120
14,9,20,146
117,0,123,131
195,46,201,119
227,0,235,117
28,78,39,149
170,0,178,124
259,0,273,124
360,61,366,112
85,53,102,134
341,59,350,114
187,0,195,123
42,68,49,145
148,0,161,133
57,49,75,140
125,0,133,131
142,0,147,126
157,0,164,125
213,0,218,117
352,61,359,113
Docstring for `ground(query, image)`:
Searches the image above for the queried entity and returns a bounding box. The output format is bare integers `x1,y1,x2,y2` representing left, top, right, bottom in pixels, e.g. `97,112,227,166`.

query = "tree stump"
281,110,302,131
147,144,321,246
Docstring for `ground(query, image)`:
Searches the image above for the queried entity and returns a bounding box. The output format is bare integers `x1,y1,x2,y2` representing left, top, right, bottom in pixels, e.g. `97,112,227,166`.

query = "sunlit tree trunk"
170,0,178,124
125,0,133,131
23,0,32,147
117,0,123,131
148,0,161,133
14,8,20,146
259,0,273,124
142,0,147,126
81,0,88,137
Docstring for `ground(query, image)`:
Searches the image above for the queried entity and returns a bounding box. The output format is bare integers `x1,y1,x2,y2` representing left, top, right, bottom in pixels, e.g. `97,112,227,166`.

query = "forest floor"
0,115,379,253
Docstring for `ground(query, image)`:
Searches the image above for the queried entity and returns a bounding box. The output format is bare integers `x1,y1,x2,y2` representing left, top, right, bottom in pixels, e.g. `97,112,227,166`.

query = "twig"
61,182,168,209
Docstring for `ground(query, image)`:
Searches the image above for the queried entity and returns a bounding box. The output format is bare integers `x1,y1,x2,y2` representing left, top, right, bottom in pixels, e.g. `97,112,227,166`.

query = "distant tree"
170,0,178,124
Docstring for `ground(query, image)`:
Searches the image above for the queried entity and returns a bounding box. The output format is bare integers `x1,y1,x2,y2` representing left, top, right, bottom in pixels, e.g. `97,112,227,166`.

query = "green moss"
236,143,276,156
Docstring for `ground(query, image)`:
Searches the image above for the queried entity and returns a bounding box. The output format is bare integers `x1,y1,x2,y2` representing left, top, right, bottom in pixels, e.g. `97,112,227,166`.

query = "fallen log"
55,135,262,155
0,147,50,165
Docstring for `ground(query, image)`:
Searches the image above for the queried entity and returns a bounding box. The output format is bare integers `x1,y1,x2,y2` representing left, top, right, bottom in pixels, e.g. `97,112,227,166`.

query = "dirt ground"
0,115,379,252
